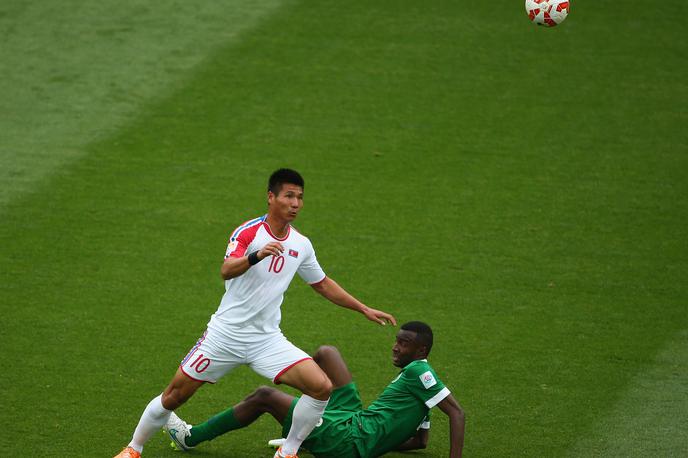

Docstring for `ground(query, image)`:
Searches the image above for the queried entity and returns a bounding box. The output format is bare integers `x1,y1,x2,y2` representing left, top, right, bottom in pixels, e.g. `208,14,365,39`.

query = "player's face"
268,183,304,222
392,330,423,368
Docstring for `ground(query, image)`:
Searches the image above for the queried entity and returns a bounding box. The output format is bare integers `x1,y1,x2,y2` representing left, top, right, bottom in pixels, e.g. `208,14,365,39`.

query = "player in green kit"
164,322,465,457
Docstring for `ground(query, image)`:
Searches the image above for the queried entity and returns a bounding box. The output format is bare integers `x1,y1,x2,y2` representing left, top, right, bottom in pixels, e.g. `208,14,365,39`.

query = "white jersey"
207,215,326,341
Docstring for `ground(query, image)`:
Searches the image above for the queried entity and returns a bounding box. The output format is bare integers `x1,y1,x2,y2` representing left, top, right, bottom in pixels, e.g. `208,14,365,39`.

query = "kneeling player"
166,321,465,457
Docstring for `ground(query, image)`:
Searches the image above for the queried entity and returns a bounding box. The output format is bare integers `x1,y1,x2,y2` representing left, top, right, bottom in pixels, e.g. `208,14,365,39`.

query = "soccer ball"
525,0,570,27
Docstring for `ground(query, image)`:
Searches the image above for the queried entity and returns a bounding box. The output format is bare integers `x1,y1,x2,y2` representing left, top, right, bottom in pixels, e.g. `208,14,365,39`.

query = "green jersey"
283,360,450,458
351,359,450,457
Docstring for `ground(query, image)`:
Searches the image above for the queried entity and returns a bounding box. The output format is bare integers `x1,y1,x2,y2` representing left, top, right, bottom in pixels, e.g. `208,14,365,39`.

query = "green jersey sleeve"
402,360,451,408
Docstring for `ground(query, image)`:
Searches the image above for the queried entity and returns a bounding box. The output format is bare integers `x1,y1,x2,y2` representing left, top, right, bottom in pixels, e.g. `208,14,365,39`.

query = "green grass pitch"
1,1,686,456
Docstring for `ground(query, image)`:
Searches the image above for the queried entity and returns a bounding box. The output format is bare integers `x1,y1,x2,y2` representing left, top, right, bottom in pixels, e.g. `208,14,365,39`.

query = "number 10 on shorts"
189,353,210,373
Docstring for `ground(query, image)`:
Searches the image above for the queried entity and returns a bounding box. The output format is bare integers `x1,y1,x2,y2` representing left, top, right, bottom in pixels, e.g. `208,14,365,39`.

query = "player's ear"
417,344,429,359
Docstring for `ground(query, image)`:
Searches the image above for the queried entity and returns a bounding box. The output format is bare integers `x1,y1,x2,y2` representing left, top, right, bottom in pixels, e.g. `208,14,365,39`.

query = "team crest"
419,371,437,389
225,241,238,257
288,249,299,258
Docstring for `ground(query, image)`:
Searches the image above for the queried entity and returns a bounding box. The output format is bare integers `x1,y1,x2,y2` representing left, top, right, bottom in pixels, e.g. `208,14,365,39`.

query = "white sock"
128,394,171,453
281,395,329,456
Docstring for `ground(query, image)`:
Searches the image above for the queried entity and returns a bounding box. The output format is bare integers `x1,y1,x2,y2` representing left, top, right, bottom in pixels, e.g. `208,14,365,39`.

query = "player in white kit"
114,169,396,458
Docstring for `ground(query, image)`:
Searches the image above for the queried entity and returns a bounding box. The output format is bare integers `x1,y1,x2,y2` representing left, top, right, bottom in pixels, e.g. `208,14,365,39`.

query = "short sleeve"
404,363,450,409
224,222,261,259
225,237,246,259
297,242,326,284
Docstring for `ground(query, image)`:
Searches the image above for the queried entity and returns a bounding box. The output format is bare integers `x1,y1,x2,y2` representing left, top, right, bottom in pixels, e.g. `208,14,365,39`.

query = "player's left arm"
310,277,396,325
437,394,465,458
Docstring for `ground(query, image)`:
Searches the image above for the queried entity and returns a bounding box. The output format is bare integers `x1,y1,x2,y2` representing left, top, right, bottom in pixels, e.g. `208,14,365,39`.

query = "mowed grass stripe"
0,0,286,209
567,329,688,456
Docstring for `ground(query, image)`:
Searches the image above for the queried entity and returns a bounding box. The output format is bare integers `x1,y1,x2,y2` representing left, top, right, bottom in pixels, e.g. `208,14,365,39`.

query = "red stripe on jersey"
273,357,312,384
227,223,262,259
229,216,266,241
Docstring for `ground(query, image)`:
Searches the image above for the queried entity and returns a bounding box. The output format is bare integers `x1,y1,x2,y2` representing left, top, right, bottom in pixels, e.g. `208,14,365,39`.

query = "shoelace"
170,421,192,438
169,416,190,435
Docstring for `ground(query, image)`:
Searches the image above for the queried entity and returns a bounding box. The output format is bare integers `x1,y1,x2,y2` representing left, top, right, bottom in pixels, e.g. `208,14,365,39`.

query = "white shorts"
179,329,311,384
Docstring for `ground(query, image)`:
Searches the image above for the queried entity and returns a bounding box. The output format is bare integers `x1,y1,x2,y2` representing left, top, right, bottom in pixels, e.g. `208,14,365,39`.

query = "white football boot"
163,411,194,451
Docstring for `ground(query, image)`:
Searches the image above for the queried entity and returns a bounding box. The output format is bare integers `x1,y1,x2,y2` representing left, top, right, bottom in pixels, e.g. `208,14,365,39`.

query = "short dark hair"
401,321,434,355
268,168,304,195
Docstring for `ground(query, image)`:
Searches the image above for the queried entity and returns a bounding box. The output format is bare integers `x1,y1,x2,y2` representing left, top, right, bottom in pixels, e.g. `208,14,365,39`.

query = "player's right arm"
437,394,465,458
221,242,284,280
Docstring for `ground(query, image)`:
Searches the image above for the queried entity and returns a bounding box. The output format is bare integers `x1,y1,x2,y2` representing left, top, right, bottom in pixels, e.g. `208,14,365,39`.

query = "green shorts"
282,382,362,458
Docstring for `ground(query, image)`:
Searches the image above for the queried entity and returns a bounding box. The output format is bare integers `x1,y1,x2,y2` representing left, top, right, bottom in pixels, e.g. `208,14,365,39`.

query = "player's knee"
313,345,340,363
323,376,334,397
312,374,333,399
299,370,333,400
249,385,278,407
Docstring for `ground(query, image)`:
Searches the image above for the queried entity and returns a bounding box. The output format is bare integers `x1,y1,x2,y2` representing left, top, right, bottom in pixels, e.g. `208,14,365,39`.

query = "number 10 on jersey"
268,255,284,273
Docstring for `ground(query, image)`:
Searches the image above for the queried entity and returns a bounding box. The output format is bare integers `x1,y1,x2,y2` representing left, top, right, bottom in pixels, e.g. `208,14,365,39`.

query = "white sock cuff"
281,394,330,455
298,394,329,409
150,393,172,416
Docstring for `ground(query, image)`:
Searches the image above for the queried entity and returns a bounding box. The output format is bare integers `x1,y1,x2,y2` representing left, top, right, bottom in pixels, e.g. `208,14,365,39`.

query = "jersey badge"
225,241,238,258
419,371,437,389
288,249,299,258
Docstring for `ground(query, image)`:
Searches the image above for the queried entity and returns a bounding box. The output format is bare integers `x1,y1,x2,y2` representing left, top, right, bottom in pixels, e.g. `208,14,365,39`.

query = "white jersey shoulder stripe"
230,215,266,241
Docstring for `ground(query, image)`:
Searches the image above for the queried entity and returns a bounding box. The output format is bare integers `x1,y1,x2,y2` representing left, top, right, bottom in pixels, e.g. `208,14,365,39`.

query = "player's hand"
258,242,284,260
362,306,397,326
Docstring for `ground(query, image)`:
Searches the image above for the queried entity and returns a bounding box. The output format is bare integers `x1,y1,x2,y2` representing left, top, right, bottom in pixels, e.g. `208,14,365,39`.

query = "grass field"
1,1,686,456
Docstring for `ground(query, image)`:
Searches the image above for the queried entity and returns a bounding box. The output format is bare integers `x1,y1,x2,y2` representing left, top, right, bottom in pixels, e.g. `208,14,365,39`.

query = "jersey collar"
262,219,291,241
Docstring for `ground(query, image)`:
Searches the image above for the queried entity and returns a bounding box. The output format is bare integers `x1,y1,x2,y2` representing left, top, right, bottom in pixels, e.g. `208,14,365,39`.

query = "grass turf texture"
1,0,686,456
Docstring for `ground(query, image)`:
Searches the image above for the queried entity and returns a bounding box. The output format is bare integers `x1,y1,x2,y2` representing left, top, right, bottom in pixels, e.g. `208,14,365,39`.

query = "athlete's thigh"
179,330,245,383
277,359,331,397
248,333,311,383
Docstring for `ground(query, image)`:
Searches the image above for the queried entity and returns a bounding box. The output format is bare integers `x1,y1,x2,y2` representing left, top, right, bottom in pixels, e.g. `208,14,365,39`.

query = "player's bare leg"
278,359,332,400
167,347,352,454
161,368,205,410
167,385,295,450
118,369,203,456
275,359,332,456
233,386,295,424
312,345,353,389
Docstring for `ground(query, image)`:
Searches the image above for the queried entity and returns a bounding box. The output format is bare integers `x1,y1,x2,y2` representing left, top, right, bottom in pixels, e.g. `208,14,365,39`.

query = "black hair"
401,321,434,355
268,168,304,195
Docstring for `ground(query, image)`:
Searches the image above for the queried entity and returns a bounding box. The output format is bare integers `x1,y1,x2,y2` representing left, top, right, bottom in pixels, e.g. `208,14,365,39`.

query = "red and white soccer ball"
525,0,570,27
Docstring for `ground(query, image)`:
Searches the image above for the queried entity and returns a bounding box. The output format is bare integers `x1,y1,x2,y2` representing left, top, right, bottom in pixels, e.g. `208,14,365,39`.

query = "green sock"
186,407,245,447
